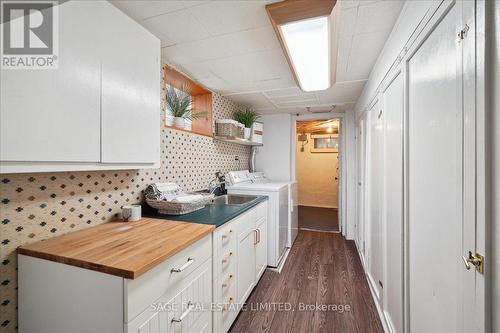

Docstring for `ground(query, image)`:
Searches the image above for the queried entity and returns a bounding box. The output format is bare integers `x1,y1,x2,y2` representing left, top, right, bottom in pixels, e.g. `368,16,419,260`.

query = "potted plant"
234,107,260,140
165,85,205,129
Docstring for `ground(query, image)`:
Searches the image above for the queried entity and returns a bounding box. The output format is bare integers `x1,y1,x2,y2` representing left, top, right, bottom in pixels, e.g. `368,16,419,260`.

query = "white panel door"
0,1,101,162
100,3,160,164
367,100,384,302
382,71,404,333
255,217,268,281
237,222,256,304
407,2,466,332
356,118,366,258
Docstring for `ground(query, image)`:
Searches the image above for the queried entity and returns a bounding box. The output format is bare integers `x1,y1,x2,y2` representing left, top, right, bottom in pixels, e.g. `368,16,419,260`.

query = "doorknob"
462,251,484,273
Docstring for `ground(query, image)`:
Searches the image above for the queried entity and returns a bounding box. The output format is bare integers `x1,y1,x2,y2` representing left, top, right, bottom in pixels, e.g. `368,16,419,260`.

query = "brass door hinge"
458,24,470,40
462,251,484,274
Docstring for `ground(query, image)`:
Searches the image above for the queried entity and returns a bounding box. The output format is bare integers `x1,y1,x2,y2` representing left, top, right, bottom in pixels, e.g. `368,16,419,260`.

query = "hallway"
229,231,383,333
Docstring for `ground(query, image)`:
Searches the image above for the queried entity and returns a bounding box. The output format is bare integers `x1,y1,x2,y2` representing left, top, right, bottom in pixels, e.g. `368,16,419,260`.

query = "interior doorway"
295,119,341,232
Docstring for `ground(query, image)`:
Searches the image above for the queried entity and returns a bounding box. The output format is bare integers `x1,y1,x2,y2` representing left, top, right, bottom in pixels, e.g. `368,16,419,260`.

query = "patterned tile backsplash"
0,84,250,332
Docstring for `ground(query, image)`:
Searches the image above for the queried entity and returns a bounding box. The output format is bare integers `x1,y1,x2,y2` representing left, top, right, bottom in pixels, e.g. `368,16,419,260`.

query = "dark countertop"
142,195,268,228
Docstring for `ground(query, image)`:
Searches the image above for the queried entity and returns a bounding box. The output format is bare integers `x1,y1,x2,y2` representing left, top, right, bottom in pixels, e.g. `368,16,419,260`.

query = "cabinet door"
100,3,160,164
237,225,256,304
255,217,268,281
0,1,101,162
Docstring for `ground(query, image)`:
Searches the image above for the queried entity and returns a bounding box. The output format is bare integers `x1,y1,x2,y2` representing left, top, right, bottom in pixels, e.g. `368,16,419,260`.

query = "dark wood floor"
299,206,339,232
229,231,383,333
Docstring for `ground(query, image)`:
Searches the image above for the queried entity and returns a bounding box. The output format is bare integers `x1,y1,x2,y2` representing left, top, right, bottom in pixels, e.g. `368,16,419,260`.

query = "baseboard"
267,247,290,273
353,241,392,333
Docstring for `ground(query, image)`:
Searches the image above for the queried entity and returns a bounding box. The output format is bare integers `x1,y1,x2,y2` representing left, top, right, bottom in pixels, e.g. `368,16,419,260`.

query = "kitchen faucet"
208,171,226,195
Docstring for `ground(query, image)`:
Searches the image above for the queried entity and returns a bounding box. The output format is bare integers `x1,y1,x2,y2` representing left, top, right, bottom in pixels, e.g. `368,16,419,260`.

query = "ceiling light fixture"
266,0,336,92
280,17,330,91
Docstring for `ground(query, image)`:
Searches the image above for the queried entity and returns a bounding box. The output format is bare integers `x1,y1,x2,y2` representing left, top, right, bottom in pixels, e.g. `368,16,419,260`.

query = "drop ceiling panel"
355,1,404,35
189,1,274,36
141,10,211,46
226,93,275,109
110,1,208,21
316,80,366,104
112,0,404,114
162,26,279,65
346,31,388,80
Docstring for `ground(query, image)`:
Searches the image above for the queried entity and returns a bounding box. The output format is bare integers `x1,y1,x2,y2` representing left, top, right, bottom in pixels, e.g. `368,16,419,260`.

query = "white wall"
254,114,293,181
296,133,339,208
355,0,435,118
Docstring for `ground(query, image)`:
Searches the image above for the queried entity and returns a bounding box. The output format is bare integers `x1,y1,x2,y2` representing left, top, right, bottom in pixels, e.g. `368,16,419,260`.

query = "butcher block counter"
18,218,215,279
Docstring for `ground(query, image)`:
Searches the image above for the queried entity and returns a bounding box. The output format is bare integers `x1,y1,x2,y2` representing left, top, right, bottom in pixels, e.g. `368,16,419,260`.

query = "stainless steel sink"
210,194,259,205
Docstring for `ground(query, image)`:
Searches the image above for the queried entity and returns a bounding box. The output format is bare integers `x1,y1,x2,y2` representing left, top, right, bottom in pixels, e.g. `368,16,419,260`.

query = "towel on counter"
145,183,183,201
170,194,204,203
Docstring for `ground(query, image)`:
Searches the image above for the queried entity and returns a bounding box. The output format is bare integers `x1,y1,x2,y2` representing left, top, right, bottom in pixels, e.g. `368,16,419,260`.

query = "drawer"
219,247,235,273
126,259,212,333
217,222,236,248
125,234,212,322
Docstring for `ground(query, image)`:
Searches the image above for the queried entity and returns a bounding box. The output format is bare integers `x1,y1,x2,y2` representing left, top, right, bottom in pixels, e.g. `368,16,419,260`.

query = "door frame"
291,112,349,236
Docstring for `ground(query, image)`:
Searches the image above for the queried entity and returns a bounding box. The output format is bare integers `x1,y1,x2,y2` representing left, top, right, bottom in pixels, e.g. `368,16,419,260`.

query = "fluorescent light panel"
280,17,330,92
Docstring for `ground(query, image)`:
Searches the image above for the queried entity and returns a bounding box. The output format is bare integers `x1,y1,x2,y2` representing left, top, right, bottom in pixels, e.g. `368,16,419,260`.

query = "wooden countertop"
18,218,215,279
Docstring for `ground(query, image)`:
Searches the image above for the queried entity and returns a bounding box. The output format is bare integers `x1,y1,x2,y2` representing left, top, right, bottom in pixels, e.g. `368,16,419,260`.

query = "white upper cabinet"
100,3,160,164
0,0,160,173
0,1,101,164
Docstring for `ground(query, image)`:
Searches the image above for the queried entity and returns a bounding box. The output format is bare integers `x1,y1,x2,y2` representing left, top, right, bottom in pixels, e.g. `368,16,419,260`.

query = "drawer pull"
222,252,233,264
223,297,234,311
222,274,233,288
171,301,194,323
221,230,233,240
171,257,195,273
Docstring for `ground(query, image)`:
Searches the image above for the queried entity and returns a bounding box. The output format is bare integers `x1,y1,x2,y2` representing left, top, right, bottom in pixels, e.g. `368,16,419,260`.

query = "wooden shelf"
165,125,213,138
214,136,263,146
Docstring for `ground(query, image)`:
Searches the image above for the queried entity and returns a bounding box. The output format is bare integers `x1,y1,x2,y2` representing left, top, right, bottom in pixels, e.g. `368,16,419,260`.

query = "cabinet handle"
171,257,195,273
222,252,233,264
171,301,194,323
253,229,258,245
223,297,234,311
222,274,233,288
257,229,260,244
222,229,233,240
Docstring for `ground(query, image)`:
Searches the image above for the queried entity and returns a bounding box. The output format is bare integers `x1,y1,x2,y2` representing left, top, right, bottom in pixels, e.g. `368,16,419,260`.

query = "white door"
0,1,101,162
356,118,366,258
367,100,384,303
382,70,404,333
255,217,268,280
406,1,477,331
237,225,256,304
100,2,160,164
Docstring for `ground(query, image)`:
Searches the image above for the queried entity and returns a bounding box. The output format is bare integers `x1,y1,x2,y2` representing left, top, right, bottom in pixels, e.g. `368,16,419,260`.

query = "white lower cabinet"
18,234,212,333
213,201,268,333
127,259,212,333
18,203,268,333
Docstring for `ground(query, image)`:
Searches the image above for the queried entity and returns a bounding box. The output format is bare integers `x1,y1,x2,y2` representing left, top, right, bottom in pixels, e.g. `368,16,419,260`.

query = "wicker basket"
215,119,240,137
145,193,214,215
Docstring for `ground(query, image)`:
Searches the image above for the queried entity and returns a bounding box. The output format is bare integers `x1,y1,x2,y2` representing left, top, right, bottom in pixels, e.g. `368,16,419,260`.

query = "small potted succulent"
165,85,205,129
234,107,260,140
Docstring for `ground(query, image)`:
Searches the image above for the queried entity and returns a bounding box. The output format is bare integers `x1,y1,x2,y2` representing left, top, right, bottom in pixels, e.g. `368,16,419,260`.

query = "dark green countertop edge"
142,196,268,228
